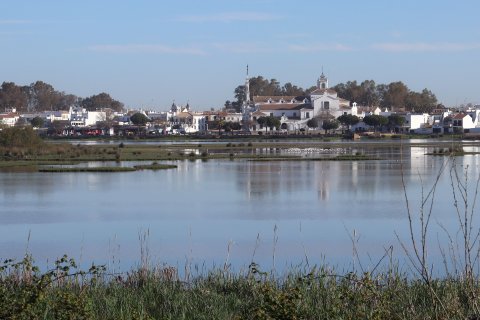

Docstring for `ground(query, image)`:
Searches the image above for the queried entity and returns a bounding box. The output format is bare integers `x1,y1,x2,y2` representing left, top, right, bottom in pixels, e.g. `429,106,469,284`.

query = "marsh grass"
2,255,480,319
133,163,178,170
38,167,137,172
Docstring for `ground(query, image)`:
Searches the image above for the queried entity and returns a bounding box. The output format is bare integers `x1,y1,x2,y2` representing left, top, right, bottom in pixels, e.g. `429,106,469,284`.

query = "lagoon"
1,142,479,275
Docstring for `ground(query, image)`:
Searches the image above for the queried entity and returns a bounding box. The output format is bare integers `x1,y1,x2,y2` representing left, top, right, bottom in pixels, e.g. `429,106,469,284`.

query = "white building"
69,106,106,127
0,113,19,127
167,102,207,133
242,71,352,132
310,73,351,119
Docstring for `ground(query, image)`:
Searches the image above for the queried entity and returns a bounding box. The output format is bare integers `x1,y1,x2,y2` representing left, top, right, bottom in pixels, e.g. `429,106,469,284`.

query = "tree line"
0,81,124,113
306,113,407,134
228,76,441,113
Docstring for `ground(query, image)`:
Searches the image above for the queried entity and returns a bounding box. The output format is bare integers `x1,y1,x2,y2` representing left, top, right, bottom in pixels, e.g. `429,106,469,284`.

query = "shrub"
0,127,44,148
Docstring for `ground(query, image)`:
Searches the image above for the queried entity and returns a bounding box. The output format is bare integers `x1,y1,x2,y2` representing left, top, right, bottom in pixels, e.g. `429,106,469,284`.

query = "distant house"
444,113,476,133
0,113,19,127
69,107,106,127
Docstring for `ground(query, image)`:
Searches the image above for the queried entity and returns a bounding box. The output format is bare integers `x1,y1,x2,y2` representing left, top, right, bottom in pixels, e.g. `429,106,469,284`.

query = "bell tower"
317,68,329,89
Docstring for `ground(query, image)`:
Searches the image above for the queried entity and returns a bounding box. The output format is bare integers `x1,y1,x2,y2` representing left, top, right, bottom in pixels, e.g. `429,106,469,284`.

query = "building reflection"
233,144,460,203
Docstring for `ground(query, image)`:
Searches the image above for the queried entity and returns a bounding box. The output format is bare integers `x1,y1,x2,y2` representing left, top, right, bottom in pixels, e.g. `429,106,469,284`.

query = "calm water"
1,143,480,275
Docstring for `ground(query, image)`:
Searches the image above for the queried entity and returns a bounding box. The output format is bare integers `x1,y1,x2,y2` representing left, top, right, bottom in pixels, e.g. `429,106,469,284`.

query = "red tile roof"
259,103,312,111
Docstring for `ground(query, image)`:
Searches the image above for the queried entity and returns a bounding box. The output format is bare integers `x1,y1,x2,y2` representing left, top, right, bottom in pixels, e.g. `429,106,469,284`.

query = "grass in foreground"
2,255,480,320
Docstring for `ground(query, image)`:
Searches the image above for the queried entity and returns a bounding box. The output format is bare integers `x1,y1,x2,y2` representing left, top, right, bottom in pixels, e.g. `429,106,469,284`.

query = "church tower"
171,100,178,113
245,64,251,104
317,71,329,89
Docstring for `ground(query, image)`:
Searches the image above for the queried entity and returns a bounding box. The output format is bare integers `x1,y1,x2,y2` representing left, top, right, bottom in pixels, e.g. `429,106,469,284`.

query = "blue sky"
1,0,479,110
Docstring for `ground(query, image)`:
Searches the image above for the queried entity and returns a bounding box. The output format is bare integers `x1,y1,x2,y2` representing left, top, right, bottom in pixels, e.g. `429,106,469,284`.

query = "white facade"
310,73,351,119
69,106,106,127
224,112,243,123
0,113,19,127
405,113,430,130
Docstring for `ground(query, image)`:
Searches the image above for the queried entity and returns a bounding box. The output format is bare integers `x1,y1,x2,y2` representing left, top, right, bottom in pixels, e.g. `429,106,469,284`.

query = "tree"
130,113,149,125
337,114,359,131
363,115,388,132
81,93,124,112
30,116,44,128
306,118,318,129
359,80,379,107
231,76,309,112
322,119,339,134
381,81,409,111
222,121,241,132
265,116,281,131
282,82,304,96
0,82,28,111
387,114,405,132
256,116,267,131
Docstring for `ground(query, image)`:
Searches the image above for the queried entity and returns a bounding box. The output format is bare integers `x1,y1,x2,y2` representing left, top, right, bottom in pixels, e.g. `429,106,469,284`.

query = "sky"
1,0,479,110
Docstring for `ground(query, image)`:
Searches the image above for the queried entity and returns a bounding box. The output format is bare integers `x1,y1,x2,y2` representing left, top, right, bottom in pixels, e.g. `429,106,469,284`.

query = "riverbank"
2,255,479,319
1,138,478,171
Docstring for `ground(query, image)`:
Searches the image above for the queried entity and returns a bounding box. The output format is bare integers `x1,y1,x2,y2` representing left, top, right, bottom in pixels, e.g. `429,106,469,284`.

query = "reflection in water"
1,144,480,272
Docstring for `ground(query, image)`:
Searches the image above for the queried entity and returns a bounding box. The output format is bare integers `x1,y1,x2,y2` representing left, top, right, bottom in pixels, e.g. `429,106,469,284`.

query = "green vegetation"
38,162,177,172
0,126,44,148
426,145,480,156
337,114,360,131
0,81,124,112
0,133,476,172
30,116,45,128
130,112,150,125
38,166,137,172
134,163,177,170
306,118,318,129
363,114,389,132
2,255,480,319
257,116,281,132
321,119,339,134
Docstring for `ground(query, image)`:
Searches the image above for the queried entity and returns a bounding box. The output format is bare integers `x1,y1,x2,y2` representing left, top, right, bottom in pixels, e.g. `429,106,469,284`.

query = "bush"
0,127,44,148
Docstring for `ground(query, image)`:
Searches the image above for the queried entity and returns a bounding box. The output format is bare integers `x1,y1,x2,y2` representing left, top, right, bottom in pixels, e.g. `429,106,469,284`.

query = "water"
1,143,479,275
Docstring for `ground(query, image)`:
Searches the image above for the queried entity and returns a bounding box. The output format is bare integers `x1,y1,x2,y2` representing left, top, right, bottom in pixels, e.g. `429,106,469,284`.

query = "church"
309,72,351,119
242,72,352,131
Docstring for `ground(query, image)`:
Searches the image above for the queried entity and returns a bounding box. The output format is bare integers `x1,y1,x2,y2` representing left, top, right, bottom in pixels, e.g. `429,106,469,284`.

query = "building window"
293,112,297,117
270,113,273,117
324,101,329,110
306,112,310,119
